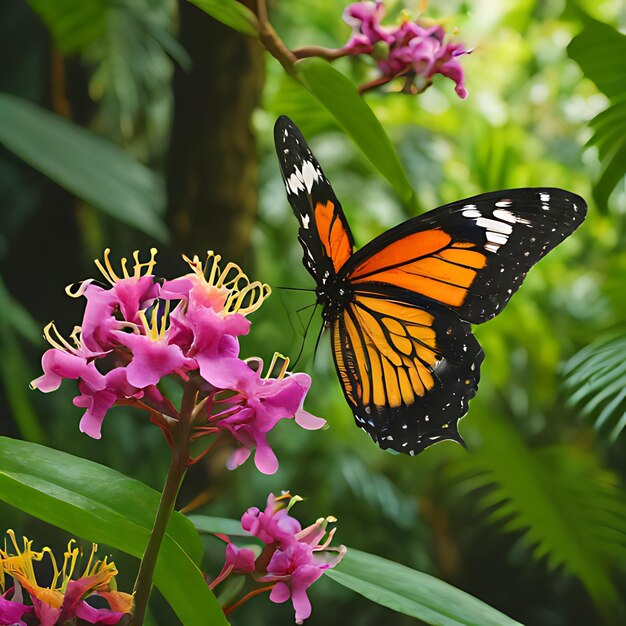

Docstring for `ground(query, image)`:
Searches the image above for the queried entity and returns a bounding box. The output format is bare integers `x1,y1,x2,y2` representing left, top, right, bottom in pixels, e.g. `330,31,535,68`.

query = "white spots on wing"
301,160,319,192
301,213,310,229
539,192,550,202
402,424,408,429
287,173,304,194
495,199,512,207
486,231,508,246
286,159,321,195
493,209,531,225
462,209,482,218
476,217,513,235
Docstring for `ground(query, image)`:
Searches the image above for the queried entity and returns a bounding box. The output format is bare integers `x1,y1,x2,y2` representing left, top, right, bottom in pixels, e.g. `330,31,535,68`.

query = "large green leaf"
567,14,626,101
0,93,168,241
189,515,520,625
568,13,626,209
190,0,259,37
0,437,227,626
452,414,626,619
327,549,523,626
295,57,416,206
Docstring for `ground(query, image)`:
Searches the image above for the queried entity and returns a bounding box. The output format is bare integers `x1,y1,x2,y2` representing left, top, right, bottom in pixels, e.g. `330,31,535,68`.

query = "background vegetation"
1,0,626,624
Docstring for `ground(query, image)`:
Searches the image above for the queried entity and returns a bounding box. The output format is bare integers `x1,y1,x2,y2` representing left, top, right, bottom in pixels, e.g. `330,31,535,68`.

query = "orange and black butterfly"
274,116,586,456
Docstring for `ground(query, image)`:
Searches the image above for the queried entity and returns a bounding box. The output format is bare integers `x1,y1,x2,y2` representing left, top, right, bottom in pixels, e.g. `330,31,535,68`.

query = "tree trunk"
167,1,265,269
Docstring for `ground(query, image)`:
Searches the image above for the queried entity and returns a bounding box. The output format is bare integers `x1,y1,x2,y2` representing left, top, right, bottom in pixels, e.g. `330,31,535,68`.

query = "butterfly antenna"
312,318,326,360
291,303,319,369
277,286,316,292
295,303,317,335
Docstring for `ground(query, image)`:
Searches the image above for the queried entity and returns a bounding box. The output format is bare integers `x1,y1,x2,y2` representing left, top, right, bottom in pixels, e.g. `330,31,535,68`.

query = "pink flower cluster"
31,249,324,474
214,493,346,624
341,1,470,97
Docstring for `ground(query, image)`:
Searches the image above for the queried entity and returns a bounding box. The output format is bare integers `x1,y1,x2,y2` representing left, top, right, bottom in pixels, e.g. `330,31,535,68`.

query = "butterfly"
274,116,587,456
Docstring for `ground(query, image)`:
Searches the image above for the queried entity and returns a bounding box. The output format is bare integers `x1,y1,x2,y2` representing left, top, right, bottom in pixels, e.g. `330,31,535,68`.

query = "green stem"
130,385,197,626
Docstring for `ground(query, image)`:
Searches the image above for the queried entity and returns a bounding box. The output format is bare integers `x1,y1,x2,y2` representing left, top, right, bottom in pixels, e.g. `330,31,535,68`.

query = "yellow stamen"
265,353,289,380
42,322,77,353
182,251,271,316
138,301,171,341
94,248,158,287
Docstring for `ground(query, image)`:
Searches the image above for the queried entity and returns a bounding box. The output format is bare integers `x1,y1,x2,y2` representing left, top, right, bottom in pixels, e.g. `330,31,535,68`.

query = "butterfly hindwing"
274,116,354,283
344,188,587,324
333,285,484,453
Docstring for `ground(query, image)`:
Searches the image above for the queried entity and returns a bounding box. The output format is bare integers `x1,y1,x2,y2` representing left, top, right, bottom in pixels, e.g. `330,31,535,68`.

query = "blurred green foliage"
1,0,626,624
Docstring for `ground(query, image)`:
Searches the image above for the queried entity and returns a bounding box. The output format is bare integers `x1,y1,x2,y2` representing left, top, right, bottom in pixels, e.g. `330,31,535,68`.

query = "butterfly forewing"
344,189,587,324
274,116,354,284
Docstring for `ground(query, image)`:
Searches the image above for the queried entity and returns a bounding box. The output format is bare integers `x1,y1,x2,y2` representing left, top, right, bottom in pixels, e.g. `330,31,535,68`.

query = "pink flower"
0,588,32,626
215,494,345,624
214,359,325,475
266,542,327,624
241,493,302,545
225,543,256,574
31,250,273,444
339,2,470,98
342,1,391,52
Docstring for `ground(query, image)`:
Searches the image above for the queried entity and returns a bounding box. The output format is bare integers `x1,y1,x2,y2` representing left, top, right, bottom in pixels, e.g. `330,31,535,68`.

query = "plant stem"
130,385,197,626
256,0,297,74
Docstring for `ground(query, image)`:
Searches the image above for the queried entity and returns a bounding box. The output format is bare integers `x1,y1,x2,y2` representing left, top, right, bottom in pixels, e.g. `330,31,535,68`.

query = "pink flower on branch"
216,493,346,624
31,249,322,475
294,1,470,98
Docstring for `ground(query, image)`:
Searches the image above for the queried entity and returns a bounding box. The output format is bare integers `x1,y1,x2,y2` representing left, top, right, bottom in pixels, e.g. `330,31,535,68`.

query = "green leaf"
189,514,249,537
0,284,46,444
188,516,521,625
28,0,107,54
567,14,626,101
563,334,626,440
326,548,523,626
568,13,626,209
0,93,168,241
0,437,227,626
295,57,416,205
190,0,259,37
451,415,626,619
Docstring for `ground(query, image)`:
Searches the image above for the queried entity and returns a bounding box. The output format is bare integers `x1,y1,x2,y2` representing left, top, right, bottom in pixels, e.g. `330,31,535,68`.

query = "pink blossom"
266,542,327,624
216,364,325,475
0,589,32,626
342,1,391,52
241,493,302,545
225,543,256,574
73,368,143,439
217,494,345,624
339,2,470,98
31,348,105,394
79,276,159,352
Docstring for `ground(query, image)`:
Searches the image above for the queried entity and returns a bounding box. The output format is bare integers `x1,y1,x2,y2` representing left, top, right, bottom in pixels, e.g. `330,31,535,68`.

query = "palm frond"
563,334,626,441
452,412,626,618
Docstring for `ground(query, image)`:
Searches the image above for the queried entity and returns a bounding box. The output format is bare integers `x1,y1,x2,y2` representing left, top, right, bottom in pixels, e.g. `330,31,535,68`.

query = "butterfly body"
274,116,586,455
